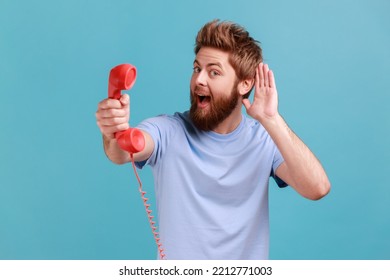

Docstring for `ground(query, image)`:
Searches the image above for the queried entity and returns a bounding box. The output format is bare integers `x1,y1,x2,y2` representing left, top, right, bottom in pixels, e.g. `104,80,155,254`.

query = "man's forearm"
103,135,131,164
261,114,330,199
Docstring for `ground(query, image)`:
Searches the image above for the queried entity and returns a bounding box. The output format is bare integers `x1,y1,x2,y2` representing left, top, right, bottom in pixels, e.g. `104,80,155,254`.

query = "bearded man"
96,20,330,260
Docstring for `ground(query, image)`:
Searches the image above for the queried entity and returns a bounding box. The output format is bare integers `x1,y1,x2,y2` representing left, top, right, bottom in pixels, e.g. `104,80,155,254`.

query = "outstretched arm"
243,63,330,200
96,94,154,164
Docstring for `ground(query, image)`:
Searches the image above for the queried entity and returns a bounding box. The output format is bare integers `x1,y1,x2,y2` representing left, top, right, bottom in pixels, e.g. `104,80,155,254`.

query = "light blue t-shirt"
136,111,286,260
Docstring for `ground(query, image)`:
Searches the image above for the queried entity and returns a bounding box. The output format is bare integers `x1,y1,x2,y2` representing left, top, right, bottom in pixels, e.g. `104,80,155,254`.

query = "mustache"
193,86,210,96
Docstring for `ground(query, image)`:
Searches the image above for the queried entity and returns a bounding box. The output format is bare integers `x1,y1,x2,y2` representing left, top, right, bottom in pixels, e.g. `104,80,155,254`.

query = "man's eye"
210,70,220,77
193,67,201,73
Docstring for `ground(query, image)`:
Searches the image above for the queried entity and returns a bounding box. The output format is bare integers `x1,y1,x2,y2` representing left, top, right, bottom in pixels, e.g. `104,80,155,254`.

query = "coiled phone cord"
130,154,166,260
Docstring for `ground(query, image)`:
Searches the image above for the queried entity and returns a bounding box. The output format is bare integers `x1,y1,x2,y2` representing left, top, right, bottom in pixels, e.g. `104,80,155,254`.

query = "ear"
237,78,255,97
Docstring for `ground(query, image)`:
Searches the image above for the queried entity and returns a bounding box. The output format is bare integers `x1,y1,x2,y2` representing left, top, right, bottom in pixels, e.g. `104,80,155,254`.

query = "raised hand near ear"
242,63,279,122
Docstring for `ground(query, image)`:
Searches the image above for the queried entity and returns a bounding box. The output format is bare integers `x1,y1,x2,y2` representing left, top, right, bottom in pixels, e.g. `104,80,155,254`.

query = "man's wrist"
258,112,282,129
259,113,293,142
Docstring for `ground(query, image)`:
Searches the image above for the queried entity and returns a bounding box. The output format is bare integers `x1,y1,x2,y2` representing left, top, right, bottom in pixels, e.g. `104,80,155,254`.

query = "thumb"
242,98,251,111
120,93,130,107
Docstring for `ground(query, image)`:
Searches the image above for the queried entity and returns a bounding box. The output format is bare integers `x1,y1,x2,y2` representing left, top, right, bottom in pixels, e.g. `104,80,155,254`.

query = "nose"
194,69,207,87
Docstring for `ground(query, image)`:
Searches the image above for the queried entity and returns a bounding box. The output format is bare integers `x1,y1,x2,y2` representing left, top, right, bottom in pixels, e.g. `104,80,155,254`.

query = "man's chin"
189,107,215,131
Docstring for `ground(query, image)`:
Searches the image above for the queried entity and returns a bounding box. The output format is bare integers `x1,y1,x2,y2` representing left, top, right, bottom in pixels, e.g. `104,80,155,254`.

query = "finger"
120,93,130,106
98,98,122,110
254,64,260,91
98,116,128,126
263,64,269,87
98,123,130,135
268,70,276,89
258,63,264,88
96,108,128,119
242,98,252,111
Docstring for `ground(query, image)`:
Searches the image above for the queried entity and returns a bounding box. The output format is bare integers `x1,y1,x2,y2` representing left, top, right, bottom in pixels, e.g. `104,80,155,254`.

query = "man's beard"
189,83,239,131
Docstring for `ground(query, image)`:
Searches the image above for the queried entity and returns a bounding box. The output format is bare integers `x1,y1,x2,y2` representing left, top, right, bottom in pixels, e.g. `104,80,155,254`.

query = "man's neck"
212,105,243,134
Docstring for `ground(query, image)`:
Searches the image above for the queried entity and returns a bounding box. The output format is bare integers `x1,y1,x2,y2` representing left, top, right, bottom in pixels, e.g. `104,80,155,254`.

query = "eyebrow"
193,59,224,70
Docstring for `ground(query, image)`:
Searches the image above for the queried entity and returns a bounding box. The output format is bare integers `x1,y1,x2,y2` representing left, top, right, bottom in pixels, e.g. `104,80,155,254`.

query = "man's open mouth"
197,94,211,107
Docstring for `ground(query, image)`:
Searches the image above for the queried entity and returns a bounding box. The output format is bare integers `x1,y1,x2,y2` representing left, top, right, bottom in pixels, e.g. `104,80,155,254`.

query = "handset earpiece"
108,64,137,99
108,63,145,154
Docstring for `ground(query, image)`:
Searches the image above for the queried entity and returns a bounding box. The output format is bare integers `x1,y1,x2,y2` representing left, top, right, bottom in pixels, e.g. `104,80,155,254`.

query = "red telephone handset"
108,64,166,259
108,64,145,154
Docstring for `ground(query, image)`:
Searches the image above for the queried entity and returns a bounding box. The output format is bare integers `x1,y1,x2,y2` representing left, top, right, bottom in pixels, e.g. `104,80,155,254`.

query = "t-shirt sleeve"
134,114,178,169
270,146,288,188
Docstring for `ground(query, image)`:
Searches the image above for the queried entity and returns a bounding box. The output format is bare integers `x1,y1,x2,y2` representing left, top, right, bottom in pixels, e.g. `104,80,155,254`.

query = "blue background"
1,0,389,259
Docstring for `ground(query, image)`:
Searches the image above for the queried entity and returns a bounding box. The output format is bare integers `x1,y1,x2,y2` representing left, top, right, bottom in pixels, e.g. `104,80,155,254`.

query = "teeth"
195,91,208,96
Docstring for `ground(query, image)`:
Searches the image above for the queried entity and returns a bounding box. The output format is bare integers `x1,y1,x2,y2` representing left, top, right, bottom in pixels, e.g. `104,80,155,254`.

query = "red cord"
130,154,166,260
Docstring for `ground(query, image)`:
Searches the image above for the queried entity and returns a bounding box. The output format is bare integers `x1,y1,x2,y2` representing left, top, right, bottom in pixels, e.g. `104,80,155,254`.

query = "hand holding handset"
108,64,166,259
108,64,145,154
